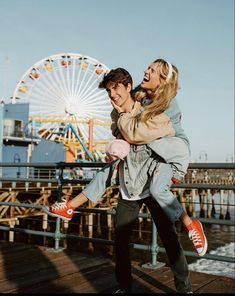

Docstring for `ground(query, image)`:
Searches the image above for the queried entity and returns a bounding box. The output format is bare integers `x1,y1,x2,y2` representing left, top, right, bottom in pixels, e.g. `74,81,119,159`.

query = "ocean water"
175,191,235,279
188,242,235,279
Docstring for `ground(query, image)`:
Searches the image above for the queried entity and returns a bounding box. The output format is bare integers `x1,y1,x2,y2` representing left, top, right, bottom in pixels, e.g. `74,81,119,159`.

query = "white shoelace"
51,201,67,211
189,229,202,246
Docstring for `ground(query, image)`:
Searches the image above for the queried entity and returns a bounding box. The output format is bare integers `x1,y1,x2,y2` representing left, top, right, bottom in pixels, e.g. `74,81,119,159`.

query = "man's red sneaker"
188,219,208,256
43,200,75,221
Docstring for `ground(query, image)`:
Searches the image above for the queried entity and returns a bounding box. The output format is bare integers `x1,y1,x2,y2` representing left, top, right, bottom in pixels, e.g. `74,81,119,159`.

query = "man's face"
105,82,131,107
140,62,162,91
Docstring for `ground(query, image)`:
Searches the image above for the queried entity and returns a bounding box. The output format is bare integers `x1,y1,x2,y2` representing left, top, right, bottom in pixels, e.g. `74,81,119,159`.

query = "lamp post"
199,150,208,163
226,154,234,163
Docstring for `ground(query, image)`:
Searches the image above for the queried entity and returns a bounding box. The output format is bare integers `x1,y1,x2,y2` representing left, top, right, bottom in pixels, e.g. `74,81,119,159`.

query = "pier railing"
0,162,234,267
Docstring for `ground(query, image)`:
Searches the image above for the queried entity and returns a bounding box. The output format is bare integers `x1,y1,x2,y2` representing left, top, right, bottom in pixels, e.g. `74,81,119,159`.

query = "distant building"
1,102,65,178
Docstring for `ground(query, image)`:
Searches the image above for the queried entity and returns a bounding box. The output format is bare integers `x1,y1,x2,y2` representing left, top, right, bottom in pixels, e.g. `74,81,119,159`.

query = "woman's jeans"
115,196,192,293
149,162,184,222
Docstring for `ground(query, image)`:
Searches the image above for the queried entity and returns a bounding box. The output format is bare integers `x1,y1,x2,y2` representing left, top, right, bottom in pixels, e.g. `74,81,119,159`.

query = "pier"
0,240,234,294
0,162,234,293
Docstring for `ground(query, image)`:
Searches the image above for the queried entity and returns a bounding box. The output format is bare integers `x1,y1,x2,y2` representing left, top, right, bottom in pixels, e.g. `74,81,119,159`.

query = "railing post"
225,190,232,220
142,222,165,269
54,217,62,250
9,220,16,242
87,201,94,252
207,189,212,218
57,164,64,202
219,189,224,219
53,163,64,250
191,189,196,217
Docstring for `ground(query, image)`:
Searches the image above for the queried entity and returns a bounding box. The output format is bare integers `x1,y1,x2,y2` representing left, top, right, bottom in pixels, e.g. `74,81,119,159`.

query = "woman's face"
140,62,162,91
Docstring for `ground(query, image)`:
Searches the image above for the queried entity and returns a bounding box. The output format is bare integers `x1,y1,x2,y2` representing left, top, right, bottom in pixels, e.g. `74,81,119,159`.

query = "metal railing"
0,162,234,267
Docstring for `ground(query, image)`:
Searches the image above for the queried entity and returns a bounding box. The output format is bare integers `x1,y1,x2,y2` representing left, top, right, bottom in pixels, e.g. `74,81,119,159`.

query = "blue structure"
31,139,65,163
1,102,65,178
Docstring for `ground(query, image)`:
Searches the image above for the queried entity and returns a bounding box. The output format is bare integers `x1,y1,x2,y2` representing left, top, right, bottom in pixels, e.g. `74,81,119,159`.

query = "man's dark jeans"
115,196,192,293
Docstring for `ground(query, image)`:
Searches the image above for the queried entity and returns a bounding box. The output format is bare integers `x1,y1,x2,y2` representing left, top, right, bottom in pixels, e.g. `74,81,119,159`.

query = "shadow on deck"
0,241,234,294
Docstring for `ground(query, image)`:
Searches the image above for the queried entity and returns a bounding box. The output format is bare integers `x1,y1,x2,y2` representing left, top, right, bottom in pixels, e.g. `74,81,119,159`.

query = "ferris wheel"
12,53,114,161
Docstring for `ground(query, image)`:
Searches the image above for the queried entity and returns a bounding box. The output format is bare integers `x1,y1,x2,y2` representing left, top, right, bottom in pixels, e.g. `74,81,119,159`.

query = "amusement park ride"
11,53,114,163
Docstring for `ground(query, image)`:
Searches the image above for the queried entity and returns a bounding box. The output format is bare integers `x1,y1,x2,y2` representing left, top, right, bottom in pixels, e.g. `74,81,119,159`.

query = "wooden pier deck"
0,240,234,294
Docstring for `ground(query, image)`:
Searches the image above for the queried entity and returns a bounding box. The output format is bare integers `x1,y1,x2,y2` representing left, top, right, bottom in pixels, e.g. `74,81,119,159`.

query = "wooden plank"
0,240,34,254
132,264,177,293
19,263,116,293
195,274,235,293
0,241,234,294
0,243,113,293
188,270,218,292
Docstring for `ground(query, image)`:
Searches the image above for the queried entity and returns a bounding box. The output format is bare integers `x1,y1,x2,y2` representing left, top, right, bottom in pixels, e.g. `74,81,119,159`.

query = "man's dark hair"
99,67,133,89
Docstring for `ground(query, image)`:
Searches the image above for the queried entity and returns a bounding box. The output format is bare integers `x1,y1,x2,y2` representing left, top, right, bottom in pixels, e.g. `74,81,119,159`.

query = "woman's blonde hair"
134,59,179,122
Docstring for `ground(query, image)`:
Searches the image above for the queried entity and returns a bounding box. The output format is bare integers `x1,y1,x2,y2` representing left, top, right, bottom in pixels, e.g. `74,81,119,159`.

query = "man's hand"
105,152,119,162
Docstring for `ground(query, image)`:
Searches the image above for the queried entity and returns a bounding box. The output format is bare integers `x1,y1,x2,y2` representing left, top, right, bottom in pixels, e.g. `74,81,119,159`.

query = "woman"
109,61,207,256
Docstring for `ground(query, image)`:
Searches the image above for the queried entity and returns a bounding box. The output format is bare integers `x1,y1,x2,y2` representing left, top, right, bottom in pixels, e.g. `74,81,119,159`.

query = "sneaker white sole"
196,220,208,257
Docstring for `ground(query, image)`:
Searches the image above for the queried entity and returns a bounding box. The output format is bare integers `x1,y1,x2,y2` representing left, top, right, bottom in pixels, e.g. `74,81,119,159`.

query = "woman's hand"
111,100,125,114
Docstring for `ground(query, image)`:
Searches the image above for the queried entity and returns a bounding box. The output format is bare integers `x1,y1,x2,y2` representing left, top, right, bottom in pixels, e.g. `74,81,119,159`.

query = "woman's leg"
144,196,192,293
149,162,184,223
115,197,140,292
149,163,208,257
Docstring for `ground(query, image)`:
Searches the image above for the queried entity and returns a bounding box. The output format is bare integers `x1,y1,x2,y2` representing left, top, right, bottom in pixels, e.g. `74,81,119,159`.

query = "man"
43,67,193,293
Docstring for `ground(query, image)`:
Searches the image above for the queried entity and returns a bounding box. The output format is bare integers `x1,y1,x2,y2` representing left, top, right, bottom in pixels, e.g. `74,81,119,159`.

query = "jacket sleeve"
82,161,119,203
110,109,123,139
117,111,175,144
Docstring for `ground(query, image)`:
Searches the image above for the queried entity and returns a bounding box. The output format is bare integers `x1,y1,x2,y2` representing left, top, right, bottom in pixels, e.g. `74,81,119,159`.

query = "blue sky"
0,0,234,162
